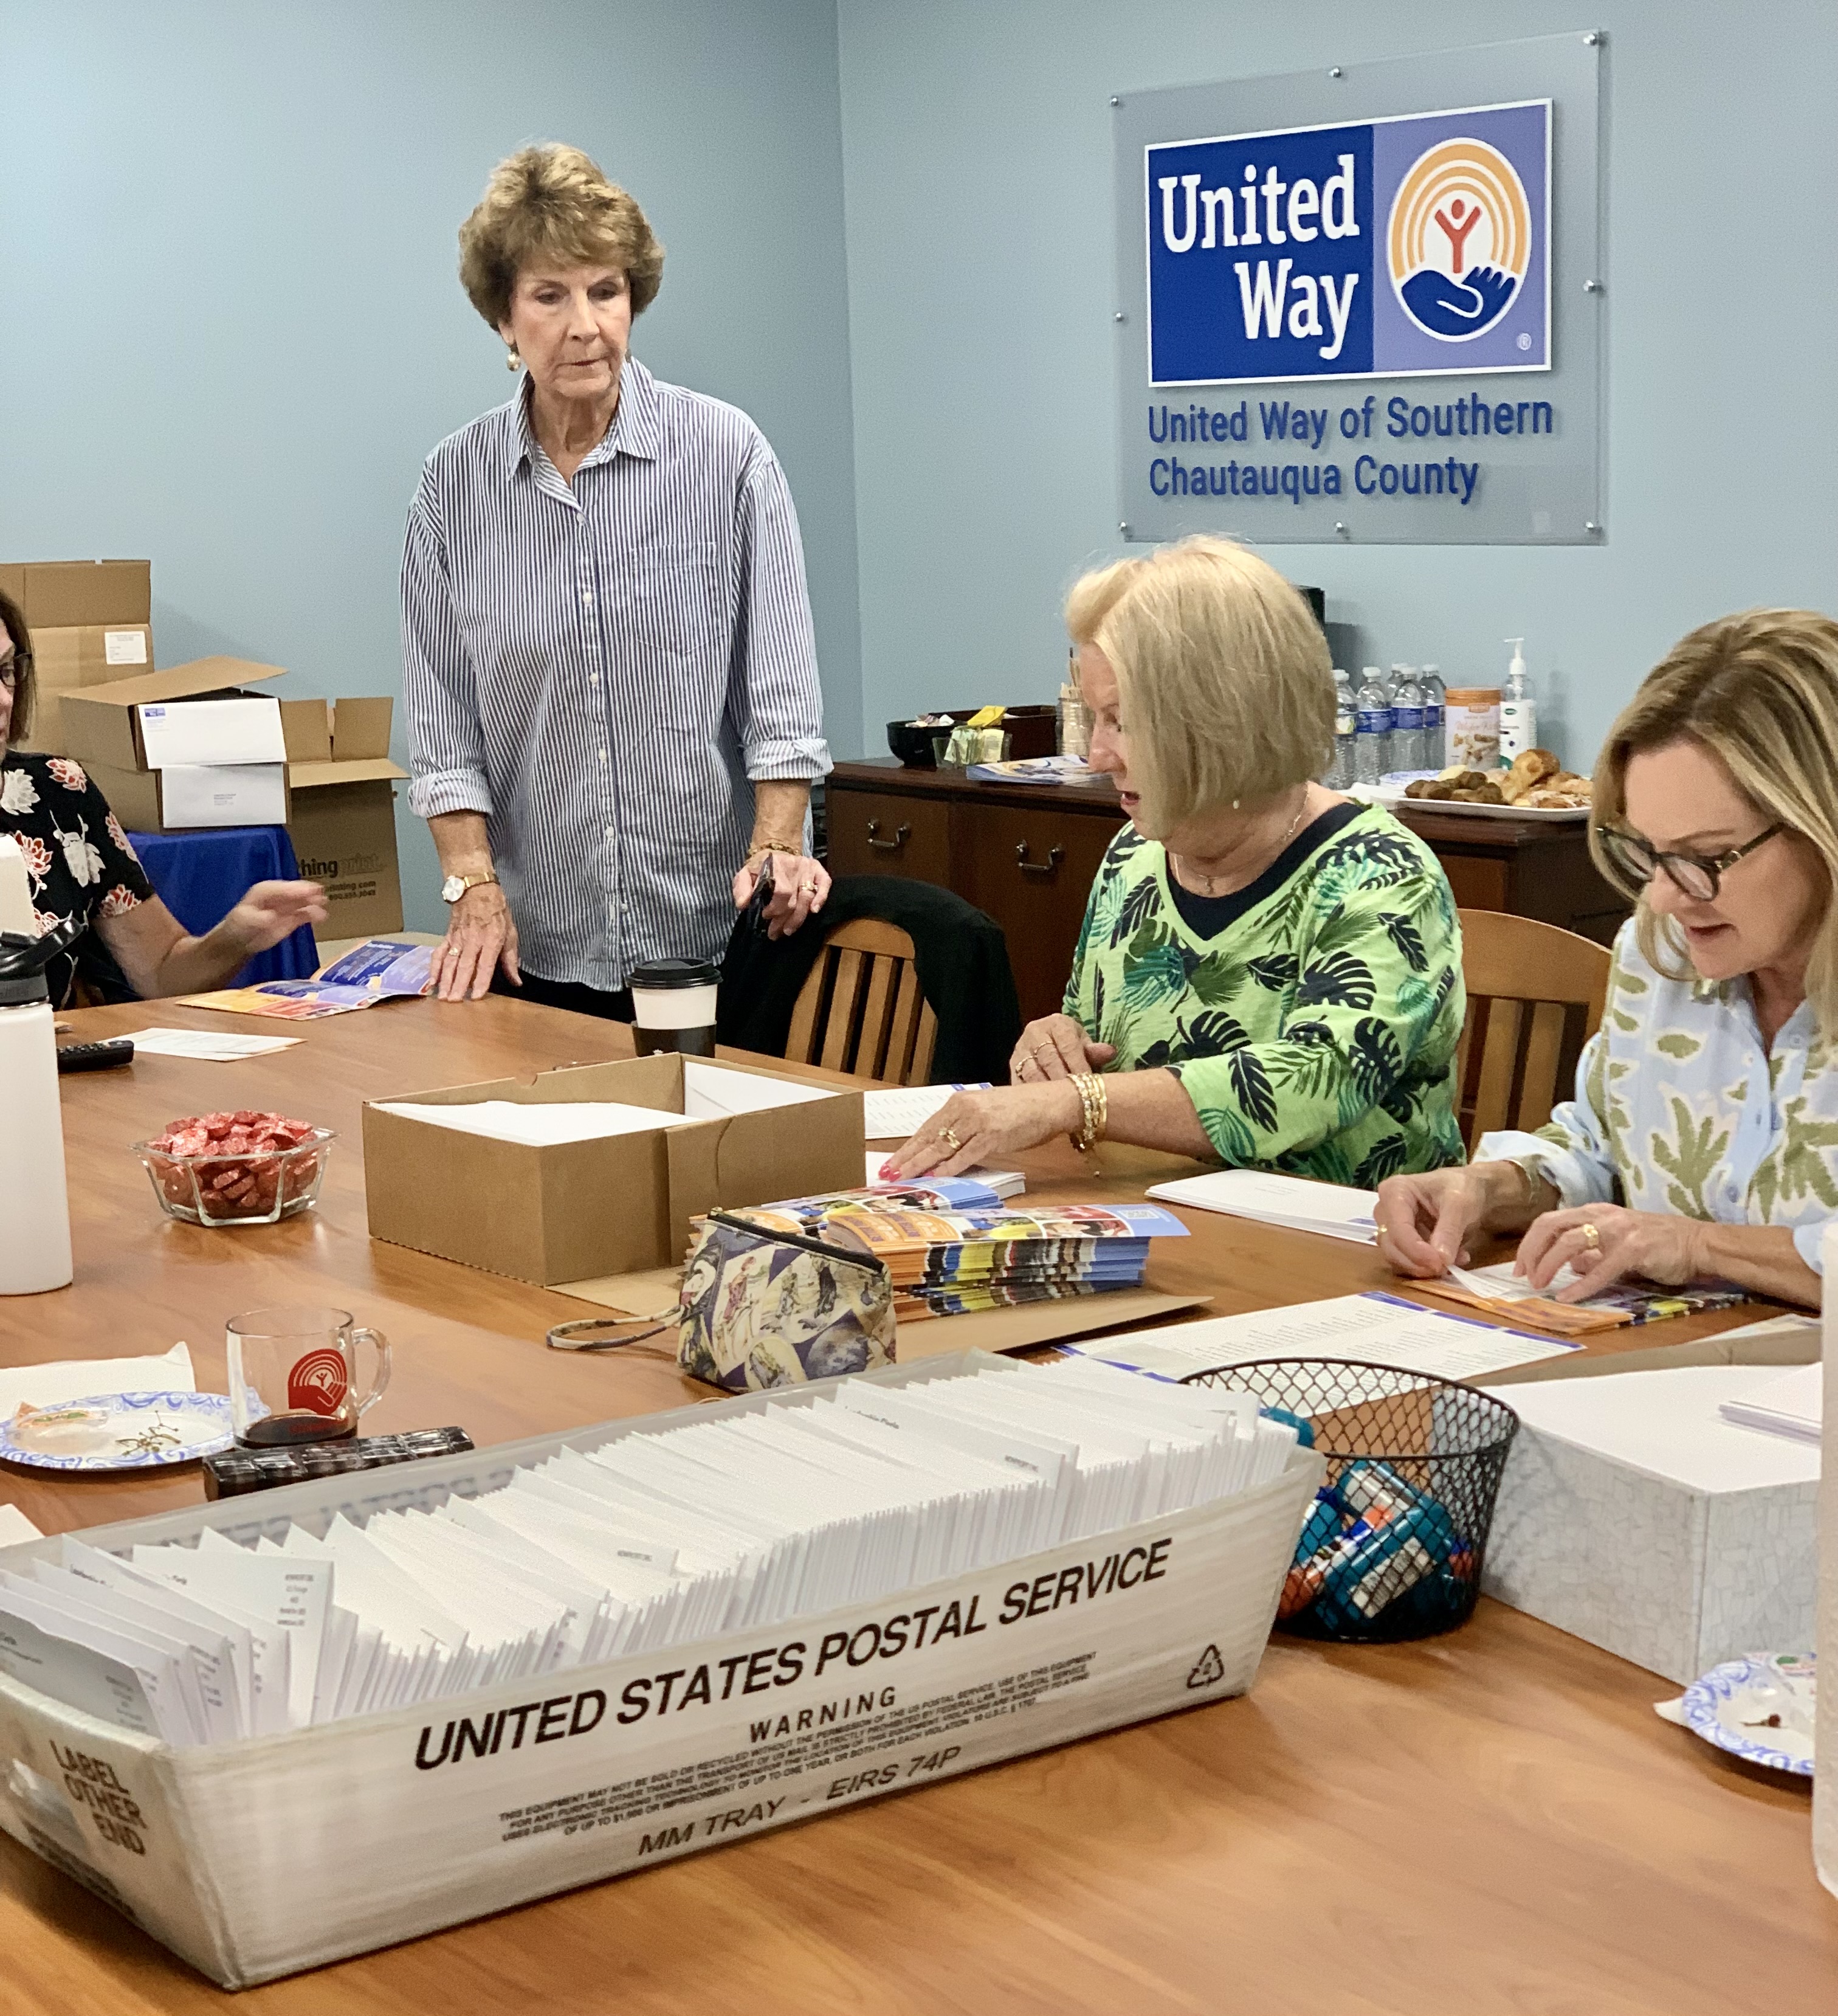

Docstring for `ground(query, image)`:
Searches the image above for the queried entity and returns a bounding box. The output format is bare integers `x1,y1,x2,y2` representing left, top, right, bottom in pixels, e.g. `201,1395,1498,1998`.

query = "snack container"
133,1128,334,1226
0,1351,1320,1989
1444,688,1502,772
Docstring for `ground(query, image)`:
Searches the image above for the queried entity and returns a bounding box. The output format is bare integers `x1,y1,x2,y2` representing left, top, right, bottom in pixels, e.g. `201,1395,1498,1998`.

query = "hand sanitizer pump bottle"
0,917,84,1295
1500,638,1537,762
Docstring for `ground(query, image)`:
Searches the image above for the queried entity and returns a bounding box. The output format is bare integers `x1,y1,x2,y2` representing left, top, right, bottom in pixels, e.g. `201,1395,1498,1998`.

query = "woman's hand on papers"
1374,1160,1554,1278
1010,1015,1117,1083
1514,1203,1709,1302
432,882,520,1001
884,1082,1082,1179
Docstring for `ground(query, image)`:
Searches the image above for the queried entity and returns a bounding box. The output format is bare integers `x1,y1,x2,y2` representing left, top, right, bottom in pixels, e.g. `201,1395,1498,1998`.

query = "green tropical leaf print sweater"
1063,806,1466,1186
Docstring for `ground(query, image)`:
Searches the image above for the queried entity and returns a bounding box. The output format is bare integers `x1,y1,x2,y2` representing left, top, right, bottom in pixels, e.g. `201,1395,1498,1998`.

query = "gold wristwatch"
440,869,498,904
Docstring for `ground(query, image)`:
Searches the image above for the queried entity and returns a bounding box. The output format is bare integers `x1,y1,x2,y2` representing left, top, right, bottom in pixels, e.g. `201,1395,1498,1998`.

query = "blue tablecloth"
126,825,320,986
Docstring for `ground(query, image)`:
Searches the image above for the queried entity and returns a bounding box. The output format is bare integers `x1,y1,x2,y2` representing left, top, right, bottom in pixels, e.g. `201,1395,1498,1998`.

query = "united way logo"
1388,137,1532,342
287,1348,349,1416
1143,97,1549,384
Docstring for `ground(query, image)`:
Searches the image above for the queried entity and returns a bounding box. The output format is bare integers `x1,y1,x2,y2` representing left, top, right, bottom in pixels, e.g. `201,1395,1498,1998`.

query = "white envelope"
136,696,286,768
157,763,288,829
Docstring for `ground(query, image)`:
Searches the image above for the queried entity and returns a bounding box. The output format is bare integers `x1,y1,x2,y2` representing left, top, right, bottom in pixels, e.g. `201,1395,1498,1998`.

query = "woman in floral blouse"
0,592,325,1007
887,537,1465,1184
1378,607,1838,1310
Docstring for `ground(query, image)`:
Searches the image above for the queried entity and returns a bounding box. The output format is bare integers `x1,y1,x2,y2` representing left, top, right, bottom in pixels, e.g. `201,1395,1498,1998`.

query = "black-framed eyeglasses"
0,652,27,692
1598,823,1785,903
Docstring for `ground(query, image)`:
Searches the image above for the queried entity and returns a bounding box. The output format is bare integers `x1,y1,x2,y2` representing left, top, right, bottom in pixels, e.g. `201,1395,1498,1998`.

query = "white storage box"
0,1352,1320,1988
1481,1365,1818,1685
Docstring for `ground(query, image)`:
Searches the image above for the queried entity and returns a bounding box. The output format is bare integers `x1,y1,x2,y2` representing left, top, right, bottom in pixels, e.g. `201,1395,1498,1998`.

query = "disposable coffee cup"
630,958,720,1057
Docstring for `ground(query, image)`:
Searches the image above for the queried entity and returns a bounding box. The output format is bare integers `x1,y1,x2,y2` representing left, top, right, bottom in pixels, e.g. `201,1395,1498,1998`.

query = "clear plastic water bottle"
1419,664,1447,770
1326,668,1355,788
1391,666,1427,773
1353,666,1392,785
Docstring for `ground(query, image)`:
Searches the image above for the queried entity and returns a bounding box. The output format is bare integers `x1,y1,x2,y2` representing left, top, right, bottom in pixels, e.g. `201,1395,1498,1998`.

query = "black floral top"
0,754,154,1006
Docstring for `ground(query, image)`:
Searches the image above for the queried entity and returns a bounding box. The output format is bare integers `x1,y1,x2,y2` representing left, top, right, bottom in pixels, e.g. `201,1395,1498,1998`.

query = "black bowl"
887,719,945,767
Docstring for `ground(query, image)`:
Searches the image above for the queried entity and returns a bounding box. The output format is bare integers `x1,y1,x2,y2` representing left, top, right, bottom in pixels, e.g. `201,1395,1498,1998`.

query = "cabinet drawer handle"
866,820,910,852
1015,842,1064,877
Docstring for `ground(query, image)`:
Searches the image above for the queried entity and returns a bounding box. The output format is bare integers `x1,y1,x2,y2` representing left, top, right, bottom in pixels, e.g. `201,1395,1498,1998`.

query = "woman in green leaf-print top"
1061,804,1465,1184
886,535,1465,1188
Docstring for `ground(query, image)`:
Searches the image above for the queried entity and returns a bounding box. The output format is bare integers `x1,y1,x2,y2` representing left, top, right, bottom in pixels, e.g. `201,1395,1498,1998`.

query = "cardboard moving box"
0,1352,1322,1989
59,658,287,780
0,559,154,755
82,762,290,834
283,696,407,939
364,1053,867,1287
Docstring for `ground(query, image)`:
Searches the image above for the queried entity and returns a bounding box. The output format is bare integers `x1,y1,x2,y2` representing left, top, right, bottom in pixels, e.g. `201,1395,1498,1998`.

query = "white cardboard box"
1480,1364,1819,1685
0,1351,1320,1988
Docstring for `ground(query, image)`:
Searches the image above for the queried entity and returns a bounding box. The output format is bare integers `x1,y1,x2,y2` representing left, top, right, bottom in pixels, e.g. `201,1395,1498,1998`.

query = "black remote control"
202,1425,475,1498
56,1038,136,1072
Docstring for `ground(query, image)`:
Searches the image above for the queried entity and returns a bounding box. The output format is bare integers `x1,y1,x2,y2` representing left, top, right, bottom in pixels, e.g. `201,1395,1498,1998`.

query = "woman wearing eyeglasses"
1375,608,1838,1310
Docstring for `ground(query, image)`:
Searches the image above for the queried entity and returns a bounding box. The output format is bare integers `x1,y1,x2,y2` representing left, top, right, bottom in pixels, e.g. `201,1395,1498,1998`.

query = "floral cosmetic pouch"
676,1210,897,1392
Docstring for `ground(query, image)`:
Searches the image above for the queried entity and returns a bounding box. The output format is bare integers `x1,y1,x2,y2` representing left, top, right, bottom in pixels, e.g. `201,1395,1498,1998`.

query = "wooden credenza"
825,759,1629,1024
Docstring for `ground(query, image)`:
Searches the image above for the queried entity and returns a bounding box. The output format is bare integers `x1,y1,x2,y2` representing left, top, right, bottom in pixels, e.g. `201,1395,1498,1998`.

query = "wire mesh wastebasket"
1183,1358,1520,1643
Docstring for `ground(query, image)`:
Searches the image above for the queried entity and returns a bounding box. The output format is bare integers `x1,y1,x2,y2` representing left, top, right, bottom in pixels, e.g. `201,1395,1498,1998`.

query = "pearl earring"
1231,799,1240,810
506,348,522,373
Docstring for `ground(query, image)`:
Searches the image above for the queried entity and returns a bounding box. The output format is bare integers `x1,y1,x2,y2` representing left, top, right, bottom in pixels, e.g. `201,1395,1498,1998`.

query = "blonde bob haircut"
458,143,665,330
1592,607,1838,1026
1064,535,1333,838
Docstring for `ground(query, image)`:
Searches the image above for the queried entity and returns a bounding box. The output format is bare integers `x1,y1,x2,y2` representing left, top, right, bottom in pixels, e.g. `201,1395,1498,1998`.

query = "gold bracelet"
1069,1071,1109,1153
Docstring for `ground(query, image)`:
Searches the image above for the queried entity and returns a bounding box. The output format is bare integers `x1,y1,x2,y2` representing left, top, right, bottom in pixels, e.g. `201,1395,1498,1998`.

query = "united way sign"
1115,35,1602,544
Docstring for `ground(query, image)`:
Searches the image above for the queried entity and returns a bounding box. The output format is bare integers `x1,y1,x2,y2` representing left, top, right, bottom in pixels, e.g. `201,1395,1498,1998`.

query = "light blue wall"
0,0,862,928
835,1,1838,767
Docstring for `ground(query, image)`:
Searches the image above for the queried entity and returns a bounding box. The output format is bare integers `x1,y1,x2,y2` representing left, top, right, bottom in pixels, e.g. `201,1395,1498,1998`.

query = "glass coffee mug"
226,1305,390,1448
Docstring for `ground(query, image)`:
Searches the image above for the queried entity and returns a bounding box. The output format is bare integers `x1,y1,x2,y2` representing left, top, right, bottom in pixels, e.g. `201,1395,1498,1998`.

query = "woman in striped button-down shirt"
402,145,831,1012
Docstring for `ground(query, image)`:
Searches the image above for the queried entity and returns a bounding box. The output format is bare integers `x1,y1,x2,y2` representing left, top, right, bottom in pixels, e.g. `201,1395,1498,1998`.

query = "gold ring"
940,1127,962,1152
801,882,819,897
1579,1221,1601,1251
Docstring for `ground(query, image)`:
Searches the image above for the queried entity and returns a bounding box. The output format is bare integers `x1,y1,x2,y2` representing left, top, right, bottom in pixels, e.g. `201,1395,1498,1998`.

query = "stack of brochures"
728,1182,1188,1318
0,1358,1293,1745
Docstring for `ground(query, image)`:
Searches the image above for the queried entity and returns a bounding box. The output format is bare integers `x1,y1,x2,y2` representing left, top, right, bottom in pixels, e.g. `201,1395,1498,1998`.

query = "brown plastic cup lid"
1443,688,1502,703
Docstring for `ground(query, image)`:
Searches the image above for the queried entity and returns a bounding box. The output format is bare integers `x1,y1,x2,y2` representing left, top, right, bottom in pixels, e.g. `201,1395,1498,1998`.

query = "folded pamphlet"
179,939,435,1020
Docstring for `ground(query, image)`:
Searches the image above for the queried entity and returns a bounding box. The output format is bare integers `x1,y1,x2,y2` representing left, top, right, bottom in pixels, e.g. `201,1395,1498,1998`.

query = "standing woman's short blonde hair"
1593,608,1838,1025
1065,536,1332,838
458,143,665,329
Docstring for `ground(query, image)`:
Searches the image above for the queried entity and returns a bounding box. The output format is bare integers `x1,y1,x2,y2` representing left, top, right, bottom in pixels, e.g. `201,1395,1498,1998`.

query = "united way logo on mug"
287,1348,350,1416
1388,137,1532,342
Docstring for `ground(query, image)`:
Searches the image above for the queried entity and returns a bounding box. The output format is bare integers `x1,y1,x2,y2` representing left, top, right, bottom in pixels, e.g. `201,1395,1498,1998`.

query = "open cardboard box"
363,1053,868,1291
283,697,407,939
62,658,291,834
0,559,155,755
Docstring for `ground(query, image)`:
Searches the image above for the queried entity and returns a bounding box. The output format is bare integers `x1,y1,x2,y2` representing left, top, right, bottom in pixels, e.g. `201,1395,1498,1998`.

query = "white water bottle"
0,916,78,1295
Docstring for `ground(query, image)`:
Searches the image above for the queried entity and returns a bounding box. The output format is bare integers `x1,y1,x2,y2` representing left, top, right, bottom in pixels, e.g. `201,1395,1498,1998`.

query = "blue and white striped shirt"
401,359,829,992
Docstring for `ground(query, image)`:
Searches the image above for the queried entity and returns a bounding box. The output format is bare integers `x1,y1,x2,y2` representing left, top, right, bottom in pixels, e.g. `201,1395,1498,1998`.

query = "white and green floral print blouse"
1480,920,1838,1274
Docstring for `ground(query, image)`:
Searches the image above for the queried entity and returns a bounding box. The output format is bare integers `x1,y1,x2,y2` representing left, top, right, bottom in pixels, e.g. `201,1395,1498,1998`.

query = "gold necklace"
1183,796,1309,897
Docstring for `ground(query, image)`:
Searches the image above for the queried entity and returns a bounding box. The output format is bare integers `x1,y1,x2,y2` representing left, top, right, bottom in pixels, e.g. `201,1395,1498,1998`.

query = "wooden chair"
1455,910,1612,1151
785,919,938,1084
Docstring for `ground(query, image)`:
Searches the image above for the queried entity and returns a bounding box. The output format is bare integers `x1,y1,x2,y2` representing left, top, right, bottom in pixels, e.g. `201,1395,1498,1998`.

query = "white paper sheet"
1450,1258,1589,1300
1482,1364,1823,1492
862,1084,993,1139
1143,1169,1380,1244
680,1060,836,1119
1067,1292,1580,1382
1717,1361,1823,1445
0,1506,42,1547
371,1100,696,1145
126,1027,303,1060
0,1341,194,1414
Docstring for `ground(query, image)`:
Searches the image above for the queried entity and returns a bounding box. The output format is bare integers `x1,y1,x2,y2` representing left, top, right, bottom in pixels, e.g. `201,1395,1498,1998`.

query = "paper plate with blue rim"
1679,1651,1816,1776
0,1391,234,1472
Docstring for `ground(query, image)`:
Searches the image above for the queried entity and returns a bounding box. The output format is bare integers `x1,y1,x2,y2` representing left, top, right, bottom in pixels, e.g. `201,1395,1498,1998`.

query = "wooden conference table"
1,996,1833,2015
